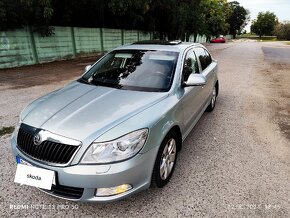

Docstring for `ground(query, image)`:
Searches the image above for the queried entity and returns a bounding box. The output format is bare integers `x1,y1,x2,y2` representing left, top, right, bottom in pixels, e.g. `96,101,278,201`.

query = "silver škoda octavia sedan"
11,40,219,202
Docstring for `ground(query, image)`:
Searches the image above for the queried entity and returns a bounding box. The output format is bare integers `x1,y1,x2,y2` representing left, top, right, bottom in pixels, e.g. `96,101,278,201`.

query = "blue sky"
236,0,290,31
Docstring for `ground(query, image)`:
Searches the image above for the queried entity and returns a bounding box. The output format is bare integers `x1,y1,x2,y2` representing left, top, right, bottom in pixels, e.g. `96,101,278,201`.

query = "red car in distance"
210,37,226,43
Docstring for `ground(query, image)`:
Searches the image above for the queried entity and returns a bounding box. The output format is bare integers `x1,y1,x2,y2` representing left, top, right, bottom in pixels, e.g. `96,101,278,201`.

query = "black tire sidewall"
206,86,216,112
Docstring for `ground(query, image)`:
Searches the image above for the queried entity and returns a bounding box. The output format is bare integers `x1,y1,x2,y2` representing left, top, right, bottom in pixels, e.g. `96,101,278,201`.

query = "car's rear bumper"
11,137,158,202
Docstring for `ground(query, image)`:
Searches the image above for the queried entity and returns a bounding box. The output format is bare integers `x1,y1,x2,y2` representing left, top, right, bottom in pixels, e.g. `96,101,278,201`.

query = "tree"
108,0,203,41
108,0,149,29
139,0,177,39
0,0,54,35
274,22,290,40
200,0,229,40
227,1,249,38
251,11,278,38
0,0,22,30
0,0,250,40
169,0,203,41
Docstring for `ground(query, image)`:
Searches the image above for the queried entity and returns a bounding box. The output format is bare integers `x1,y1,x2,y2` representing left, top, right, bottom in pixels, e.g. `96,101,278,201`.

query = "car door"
181,48,205,131
194,47,217,106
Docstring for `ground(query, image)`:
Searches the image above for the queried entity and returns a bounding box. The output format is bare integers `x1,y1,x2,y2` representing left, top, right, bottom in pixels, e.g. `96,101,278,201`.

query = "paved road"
0,41,289,217
262,44,290,64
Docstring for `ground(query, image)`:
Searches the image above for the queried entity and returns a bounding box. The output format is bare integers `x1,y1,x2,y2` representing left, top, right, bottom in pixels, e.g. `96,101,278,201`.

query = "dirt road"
0,41,289,217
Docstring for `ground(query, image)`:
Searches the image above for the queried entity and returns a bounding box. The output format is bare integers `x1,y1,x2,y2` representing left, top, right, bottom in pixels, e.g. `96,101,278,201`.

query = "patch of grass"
240,33,257,37
238,36,278,41
257,39,277,42
0,126,15,136
285,42,290,46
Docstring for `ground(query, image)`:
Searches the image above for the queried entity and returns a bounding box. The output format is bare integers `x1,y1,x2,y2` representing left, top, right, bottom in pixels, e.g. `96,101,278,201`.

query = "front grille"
17,126,78,165
42,184,84,199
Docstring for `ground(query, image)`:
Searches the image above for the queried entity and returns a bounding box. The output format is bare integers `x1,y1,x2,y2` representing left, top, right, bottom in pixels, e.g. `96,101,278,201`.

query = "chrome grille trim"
16,124,81,166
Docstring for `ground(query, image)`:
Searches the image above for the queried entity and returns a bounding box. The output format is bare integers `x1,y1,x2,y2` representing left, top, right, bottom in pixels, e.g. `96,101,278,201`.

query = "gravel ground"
0,41,289,217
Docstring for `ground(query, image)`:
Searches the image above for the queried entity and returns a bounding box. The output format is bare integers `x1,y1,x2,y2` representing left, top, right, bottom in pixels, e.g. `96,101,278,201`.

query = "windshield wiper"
90,78,123,89
78,77,91,85
79,76,122,89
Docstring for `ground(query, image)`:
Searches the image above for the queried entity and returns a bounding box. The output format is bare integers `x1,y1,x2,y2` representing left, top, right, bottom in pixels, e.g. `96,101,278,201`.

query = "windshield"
80,50,179,92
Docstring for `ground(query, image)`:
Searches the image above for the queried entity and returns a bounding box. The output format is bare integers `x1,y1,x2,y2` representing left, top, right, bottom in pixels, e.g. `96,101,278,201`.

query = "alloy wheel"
211,87,217,108
159,138,177,180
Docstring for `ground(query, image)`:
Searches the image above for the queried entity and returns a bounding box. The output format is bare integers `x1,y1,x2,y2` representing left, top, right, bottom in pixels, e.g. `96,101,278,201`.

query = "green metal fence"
0,26,211,69
0,27,152,69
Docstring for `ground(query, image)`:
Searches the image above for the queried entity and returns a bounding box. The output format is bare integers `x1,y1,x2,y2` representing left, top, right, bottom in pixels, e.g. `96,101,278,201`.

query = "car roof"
113,40,203,53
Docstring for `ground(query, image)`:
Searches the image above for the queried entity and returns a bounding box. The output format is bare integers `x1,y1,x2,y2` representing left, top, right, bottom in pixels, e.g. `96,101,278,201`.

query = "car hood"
22,81,168,141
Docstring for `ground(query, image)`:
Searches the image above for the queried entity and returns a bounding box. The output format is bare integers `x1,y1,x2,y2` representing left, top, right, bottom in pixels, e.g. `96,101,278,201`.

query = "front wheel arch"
170,125,182,152
151,129,180,188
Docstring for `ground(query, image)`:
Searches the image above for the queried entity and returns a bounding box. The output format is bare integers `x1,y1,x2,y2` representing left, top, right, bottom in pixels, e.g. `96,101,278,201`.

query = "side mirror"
184,74,206,86
85,65,92,72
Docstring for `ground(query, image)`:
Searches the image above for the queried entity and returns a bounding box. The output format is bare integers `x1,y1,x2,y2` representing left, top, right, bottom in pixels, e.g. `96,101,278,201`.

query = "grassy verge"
238,35,277,41
256,39,280,42
0,126,15,136
285,42,290,46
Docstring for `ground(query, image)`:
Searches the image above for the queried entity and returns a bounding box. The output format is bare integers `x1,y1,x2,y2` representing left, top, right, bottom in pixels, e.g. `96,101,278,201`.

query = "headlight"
81,129,148,164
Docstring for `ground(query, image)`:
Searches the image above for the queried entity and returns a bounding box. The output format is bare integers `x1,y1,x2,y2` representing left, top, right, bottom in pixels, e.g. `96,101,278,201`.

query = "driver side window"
183,49,199,82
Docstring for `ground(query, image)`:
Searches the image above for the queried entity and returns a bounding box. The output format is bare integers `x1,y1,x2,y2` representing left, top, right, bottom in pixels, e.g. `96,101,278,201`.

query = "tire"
206,85,217,112
151,131,178,188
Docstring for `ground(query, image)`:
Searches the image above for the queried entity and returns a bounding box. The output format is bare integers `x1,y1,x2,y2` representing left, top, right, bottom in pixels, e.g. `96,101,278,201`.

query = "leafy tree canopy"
274,22,290,40
251,11,278,38
227,1,249,38
0,0,54,35
0,0,249,39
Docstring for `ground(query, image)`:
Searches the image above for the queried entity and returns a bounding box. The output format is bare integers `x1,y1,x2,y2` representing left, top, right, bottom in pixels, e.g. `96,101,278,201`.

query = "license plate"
15,156,56,190
16,156,32,166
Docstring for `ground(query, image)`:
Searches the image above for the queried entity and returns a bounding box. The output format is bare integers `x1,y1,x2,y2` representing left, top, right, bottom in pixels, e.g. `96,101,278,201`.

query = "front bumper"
11,137,158,202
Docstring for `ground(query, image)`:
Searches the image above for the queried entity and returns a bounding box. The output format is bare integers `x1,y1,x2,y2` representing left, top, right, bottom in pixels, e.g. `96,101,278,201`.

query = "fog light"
95,184,132,197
